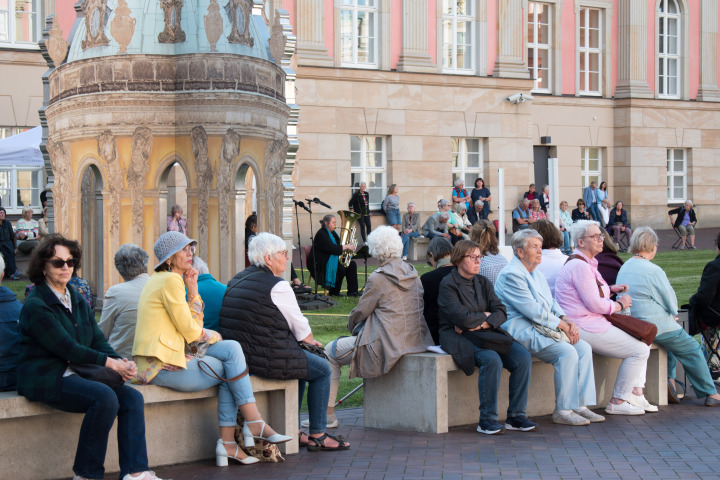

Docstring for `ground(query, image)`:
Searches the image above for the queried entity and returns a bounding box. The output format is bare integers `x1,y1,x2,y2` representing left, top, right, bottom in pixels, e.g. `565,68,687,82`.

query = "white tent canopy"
0,126,43,166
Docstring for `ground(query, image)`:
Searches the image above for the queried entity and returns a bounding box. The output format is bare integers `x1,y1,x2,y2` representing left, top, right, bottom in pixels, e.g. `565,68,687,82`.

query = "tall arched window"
658,0,681,98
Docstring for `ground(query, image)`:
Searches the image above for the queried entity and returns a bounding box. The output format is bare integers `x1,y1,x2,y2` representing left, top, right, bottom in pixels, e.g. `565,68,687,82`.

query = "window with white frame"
658,0,681,99
441,0,474,73
0,167,43,213
350,136,386,209
340,0,378,68
0,0,42,48
527,2,551,93
580,147,601,190
578,7,602,95
451,138,484,187
667,148,686,202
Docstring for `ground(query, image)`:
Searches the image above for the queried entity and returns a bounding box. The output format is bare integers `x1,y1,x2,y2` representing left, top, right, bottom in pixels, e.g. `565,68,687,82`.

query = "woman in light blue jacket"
616,226,720,406
495,229,604,426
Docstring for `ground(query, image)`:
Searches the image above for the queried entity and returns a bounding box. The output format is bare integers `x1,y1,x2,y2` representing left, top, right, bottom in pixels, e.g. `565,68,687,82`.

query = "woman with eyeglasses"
555,220,656,416
17,234,164,480
438,240,536,435
133,231,291,467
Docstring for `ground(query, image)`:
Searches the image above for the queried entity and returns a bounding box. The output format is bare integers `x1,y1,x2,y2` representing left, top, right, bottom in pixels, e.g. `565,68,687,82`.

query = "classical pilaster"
396,0,436,73
492,0,529,79
615,0,653,99
696,0,720,102
294,0,334,67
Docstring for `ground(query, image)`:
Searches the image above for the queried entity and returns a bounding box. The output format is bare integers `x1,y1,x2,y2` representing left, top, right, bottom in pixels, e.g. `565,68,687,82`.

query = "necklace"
633,253,646,260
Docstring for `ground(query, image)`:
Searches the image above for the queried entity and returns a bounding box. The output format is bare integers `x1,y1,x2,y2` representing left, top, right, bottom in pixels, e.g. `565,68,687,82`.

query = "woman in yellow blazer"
133,231,291,467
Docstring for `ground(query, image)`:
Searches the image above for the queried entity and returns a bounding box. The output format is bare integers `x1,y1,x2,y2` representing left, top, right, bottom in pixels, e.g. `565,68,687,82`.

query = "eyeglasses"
464,254,482,262
48,258,76,269
581,234,604,242
275,250,289,257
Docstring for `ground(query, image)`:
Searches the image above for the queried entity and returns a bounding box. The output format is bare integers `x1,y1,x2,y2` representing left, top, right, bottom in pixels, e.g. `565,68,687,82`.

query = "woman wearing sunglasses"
17,234,164,480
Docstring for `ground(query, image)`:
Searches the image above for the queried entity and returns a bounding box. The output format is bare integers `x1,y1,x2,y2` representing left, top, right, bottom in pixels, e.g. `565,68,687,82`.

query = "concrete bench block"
0,376,298,480
408,237,430,262
365,345,667,434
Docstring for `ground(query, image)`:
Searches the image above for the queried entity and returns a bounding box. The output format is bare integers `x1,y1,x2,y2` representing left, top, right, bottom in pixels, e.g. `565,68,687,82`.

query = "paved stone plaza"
146,396,720,480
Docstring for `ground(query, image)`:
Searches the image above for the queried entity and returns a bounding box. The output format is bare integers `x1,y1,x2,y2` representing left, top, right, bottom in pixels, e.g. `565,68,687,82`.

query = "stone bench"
408,236,430,262
364,345,667,433
0,376,298,479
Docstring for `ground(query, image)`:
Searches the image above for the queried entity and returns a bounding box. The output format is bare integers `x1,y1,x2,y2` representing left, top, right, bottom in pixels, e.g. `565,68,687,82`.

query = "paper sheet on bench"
427,345,447,354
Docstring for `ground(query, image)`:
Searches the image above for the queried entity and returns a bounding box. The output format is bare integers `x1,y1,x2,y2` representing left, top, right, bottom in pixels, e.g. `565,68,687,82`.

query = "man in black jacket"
668,200,698,249
467,200,487,225
308,215,359,296
349,182,371,242
689,231,720,334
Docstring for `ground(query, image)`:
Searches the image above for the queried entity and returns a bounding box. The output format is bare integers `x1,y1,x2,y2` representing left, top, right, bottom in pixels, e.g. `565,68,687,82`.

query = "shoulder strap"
198,361,249,382
565,254,604,297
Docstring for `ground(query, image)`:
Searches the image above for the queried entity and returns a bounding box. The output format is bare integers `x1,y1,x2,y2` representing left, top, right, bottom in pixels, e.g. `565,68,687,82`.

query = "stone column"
294,0,333,66
696,0,720,102
615,0,653,98
492,0,529,79
396,0,436,73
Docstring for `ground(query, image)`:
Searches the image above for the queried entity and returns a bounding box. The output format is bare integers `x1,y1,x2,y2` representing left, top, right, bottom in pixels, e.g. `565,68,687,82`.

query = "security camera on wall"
507,92,534,104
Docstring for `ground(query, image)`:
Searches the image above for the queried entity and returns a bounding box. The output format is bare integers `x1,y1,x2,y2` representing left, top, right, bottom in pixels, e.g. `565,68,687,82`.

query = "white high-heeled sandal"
242,419,293,448
215,439,259,466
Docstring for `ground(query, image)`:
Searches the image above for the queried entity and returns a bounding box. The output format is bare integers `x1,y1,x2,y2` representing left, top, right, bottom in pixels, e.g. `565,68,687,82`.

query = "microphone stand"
293,201,305,285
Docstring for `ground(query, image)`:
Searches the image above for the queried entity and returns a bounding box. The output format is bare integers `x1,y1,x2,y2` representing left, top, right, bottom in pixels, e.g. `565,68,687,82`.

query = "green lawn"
3,249,714,411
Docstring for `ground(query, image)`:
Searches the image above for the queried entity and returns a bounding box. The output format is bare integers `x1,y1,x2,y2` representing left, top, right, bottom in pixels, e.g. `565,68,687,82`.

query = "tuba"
337,209,362,267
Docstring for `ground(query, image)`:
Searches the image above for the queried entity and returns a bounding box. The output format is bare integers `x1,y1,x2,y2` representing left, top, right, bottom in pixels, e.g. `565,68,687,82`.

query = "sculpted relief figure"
46,138,72,235
127,127,153,244
217,129,240,279
264,137,289,235
192,126,213,259
97,130,122,236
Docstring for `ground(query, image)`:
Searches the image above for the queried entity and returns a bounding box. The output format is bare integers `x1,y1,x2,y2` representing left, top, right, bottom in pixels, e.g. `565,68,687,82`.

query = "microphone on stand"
312,198,332,209
293,200,311,213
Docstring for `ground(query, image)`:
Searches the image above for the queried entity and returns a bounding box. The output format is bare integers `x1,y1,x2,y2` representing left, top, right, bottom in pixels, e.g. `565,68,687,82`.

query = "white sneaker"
627,394,659,412
573,407,606,423
300,413,338,429
402,256,408,261
552,410,589,426
122,472,168,480
605,401,645,415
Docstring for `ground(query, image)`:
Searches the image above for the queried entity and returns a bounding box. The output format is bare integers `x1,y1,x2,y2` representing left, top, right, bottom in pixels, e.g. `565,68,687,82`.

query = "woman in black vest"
307,215,359,296
219,232,350,452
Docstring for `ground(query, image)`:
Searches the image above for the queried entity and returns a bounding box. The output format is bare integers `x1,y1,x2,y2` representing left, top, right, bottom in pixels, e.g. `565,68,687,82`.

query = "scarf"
324,227,339,287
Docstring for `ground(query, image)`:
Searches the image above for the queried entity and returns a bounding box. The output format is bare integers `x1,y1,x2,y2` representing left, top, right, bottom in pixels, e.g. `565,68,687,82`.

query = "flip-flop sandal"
307,432,350,452
299,431,310,448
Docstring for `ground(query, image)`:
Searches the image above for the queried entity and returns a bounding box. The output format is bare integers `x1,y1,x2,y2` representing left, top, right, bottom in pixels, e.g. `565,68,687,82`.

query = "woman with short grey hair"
618,226,720,406
99,244,150,359
668,200,697,249
167,203,188,235
510,229,543,256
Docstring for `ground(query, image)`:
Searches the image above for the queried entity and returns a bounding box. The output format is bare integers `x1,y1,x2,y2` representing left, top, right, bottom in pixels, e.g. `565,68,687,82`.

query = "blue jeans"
474,342,532,422
298,350,331,434
588,203,601,223
656,328,717,398
151,340,255,426
401,231,421,256
560,230,571,254
44,374,149,480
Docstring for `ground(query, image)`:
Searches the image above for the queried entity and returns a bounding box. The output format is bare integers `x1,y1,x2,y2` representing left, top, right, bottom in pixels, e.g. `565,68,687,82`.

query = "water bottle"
617,294,631,315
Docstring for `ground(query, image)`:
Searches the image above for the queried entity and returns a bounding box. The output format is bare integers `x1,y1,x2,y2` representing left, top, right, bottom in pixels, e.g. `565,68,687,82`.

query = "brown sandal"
299,431,310,448
307,432,350,451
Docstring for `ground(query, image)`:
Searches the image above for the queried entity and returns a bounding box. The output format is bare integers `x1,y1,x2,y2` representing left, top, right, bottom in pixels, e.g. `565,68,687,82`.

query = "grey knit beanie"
153,231,197,270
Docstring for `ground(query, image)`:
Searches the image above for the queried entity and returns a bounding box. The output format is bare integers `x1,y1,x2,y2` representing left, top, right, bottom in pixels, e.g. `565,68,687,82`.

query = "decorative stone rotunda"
38,0,298,298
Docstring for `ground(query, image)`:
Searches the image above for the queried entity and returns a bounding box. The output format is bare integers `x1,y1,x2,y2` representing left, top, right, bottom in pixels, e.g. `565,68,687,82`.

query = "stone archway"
157,157,190,237
79,163,104,307
232,159,259,277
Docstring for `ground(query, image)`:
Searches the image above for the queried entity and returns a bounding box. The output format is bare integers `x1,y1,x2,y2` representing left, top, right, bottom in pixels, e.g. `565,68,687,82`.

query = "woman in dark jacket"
437,240,535,435
689,231,720,334
572,199,592,222
596,229,624,288
608,201,632,247
17,234,163,480
0,206,20,279
307,214,359,296
668,200,697,249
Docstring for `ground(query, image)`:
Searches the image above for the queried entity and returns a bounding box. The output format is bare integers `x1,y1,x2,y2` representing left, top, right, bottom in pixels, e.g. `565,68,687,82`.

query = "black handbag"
298,342,328,359
461,328,514,355
70,363,124,388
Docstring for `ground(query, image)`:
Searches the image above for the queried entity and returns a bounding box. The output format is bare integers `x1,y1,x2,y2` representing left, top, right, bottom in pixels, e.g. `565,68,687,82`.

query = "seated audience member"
529,199,546,222
220,232,348,451
0,254,22,391
166,203,188,235
135,231,292,464
401,202,422,260
555,220,655,415
572,199,592,222
420,238,455,344
25,273,95,310
533,220,567,296
307,214,359,297
495,230,603,426
538,185,550,213
470,178,491,218
617,227,720,407
422,212,451,241
98,244,150,359
558,201,573,254
193,256,227,332
452,203,472,234
608,201,632,250
438,240,537,435
470,220,507,284
452,179,472,211
523,184,536,202
37,207,49,238
16,207,40,254
468,200,487,225
244,214,257,268
688,231,720,334
323,226,433,425
0,207,20,280
437,199,461,229
668,200,697,249
512,199,531,233
596,230,624,288
597,181,611,225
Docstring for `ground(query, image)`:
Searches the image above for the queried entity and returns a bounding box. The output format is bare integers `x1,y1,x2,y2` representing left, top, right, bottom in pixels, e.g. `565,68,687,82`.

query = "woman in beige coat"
317,226,433,428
